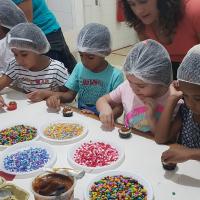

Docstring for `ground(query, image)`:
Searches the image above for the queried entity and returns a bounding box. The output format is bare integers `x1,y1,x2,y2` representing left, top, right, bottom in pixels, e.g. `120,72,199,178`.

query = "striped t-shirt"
5,58,69,93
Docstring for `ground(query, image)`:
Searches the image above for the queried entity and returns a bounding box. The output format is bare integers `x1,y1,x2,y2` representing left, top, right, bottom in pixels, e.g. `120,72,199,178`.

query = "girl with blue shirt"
12,0,76,74
46,23,124,117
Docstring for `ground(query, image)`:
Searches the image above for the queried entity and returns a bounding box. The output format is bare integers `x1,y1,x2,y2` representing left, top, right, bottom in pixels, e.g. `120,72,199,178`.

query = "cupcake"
7,101,17,111
118,126,132,138
62,106,73,117
162,161,177,170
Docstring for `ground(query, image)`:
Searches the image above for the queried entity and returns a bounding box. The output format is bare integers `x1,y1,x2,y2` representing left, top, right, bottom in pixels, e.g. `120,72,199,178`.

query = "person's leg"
45,28,77,74
172,62,180,80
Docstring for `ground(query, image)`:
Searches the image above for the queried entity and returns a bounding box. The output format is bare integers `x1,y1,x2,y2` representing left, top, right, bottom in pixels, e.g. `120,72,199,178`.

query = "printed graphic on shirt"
125,104,164,132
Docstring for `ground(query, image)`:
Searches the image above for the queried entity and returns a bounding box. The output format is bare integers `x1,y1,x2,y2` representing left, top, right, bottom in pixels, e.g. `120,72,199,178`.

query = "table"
0,89,200,200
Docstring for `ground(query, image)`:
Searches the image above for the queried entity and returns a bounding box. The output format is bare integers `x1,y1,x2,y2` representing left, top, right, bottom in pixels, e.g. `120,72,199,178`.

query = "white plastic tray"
40,120,88,144
0,123,40,149
67,139,125,173
84,170,154,200
0,141,57,176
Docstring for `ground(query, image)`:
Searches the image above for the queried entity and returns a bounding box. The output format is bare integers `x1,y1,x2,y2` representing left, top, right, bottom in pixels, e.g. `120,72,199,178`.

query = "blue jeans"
45,28,77,74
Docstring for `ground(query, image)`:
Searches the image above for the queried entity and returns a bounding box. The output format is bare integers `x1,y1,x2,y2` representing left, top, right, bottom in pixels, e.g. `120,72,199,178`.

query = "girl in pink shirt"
97,39,180,133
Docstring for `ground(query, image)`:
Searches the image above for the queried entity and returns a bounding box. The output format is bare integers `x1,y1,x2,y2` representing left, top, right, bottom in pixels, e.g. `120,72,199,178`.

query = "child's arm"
0,95,5,109
96,94,118,130
46,89,77,110
0,75,12,91
161,144,200,163
154,83,183,144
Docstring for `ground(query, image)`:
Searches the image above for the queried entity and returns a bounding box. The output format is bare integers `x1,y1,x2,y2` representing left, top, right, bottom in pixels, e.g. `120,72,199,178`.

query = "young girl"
97,39,176,131
0,23,69,102
46,23,124,116
155,44,200,163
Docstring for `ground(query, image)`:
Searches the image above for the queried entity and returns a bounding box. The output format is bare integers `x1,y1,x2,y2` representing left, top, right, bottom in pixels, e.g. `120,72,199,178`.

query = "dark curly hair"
121,0,184,37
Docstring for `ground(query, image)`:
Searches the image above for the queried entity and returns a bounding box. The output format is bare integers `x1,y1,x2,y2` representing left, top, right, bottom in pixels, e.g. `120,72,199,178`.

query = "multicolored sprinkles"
89,175,147,199
43,123,83,140
74,141,119,167
0,125,37,146
3,147,49,173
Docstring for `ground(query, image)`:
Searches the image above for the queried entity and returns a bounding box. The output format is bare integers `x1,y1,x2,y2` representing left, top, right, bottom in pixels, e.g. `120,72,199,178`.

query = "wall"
47,0,138,53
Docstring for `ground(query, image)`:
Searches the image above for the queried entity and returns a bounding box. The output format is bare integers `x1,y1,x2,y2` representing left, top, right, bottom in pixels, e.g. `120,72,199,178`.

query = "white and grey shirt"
5,58,69,93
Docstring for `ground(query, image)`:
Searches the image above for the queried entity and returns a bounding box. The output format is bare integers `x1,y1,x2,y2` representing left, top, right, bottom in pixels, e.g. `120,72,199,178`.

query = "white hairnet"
123,39,172,86
77,23,111,57
177,44,200,85
7,23,50,54
0,0,27,29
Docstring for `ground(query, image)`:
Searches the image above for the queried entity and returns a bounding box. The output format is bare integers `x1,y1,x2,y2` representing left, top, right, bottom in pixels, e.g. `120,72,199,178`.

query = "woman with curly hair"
121,0,200,79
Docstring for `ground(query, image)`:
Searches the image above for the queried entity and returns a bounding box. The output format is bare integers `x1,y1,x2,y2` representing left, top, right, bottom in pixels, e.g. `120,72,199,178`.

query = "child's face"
179,81,200,115
11,49,38,70
79,52,106,72
126,74,165,100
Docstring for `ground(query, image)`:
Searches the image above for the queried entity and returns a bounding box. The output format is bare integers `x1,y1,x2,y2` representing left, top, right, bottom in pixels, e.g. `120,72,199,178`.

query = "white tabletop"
0,89,200,200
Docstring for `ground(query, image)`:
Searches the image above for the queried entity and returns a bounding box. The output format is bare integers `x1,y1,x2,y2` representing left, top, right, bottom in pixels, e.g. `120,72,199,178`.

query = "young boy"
0,23,69,102
46,23,124,117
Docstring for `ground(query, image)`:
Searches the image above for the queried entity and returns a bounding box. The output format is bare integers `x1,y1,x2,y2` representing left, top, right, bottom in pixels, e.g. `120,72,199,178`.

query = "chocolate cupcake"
162,161,177,170
62,106,73,117
118,126,132,138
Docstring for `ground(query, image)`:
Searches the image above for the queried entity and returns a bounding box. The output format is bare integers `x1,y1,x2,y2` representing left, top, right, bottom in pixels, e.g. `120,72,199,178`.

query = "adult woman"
122,0,200,79
12,0,76,74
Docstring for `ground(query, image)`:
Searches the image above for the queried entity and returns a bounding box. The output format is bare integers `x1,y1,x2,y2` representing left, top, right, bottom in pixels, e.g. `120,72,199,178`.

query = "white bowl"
67,139,125,173
0,123,40,150
84,170,154,200
0,141,57,176
40,120,88,144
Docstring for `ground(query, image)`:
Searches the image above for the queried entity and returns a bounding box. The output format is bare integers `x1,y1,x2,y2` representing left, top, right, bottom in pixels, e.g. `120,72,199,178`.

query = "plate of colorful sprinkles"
0,141,57,176
0,124,39,149
68,139,125,173
84,170,153,200
40,120,88,144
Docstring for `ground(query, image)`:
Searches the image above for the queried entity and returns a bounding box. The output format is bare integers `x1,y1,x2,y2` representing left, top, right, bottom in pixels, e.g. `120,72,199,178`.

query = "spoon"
44,168,85,179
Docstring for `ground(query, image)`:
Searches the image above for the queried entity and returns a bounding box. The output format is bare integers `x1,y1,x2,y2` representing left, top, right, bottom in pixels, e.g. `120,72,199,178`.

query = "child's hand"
0,95,5,109
169,81,183,100
26,90,47,102
161,145,192,164
46,95,61,111
99,108,115,130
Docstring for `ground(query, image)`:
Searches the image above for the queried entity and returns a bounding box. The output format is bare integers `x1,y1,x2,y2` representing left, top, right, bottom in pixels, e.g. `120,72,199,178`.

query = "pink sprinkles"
74,141,119,167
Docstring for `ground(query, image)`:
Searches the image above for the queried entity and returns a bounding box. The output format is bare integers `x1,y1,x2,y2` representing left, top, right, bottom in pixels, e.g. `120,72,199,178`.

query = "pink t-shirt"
109,80,180,132
144,0,200,62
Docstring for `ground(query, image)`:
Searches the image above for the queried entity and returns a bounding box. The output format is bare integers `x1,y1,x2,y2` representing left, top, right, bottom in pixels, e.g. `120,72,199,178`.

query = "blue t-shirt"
65,63,124,114
12,0,60,34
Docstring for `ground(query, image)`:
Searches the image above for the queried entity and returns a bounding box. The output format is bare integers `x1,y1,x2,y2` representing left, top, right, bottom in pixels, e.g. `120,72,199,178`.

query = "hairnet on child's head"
123,39,172,86
0,0,27,29
177,44,200,85
7,23,50,54
77,23,111,57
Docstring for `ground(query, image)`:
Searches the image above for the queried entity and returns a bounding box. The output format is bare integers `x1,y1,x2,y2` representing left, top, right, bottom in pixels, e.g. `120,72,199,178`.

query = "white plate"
0,123,40,149
0,141,57,176
67,139,125,173
40,120,88,144
84,170,154,200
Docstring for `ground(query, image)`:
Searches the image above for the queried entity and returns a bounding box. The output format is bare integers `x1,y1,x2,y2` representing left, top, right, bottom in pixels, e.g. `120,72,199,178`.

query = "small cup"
32,172,76,200
162,161,177,170
118,126,132,138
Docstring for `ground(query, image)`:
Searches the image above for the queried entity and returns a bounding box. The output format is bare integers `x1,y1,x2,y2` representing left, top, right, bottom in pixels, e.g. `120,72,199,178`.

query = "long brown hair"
122,0,183,36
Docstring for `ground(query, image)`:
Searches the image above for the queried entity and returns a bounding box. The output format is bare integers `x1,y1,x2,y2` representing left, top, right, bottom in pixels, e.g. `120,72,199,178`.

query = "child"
0,23,69,102
155,44,200,163
46,23,124,116
97,39,176,131
0,0,27,73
